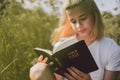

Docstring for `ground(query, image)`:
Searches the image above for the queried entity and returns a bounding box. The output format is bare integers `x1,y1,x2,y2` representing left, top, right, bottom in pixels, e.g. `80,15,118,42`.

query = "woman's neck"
76,35,96,46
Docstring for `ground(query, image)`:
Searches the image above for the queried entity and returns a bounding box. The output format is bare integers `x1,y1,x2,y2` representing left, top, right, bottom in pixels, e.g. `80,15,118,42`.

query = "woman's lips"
78,29,87,33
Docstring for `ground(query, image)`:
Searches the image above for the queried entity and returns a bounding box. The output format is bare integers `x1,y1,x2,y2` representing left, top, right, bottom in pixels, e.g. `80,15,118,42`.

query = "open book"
34,40,98,76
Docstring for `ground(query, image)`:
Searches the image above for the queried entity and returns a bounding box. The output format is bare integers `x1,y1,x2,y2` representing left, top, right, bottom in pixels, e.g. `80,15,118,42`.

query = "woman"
30,0,120,80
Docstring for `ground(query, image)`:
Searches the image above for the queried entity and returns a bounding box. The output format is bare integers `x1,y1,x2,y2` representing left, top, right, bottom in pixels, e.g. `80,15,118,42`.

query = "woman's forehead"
65,6,89,15
68,3,90,11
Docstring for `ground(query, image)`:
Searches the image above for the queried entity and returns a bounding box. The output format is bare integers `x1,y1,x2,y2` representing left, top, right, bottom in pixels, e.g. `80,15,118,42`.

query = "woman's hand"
38,55,48,63
38,55,63,80
30,55,56,80
64,66,91,80
38,55,54,66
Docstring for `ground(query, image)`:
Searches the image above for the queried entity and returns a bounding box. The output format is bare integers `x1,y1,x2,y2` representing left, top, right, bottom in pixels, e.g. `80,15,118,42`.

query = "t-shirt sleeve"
52,38,67,54
106,45,120,71
52,35,78,54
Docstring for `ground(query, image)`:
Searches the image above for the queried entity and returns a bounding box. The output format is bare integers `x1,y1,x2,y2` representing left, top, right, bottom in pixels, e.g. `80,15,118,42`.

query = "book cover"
34,40,98,76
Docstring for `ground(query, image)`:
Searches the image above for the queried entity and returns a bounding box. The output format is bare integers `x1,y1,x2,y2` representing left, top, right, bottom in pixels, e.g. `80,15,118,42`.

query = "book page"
34,48,52,56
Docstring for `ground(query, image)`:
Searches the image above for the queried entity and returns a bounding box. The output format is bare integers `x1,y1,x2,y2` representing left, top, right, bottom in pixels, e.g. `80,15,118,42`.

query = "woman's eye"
80,16,87,21
71,20,76,24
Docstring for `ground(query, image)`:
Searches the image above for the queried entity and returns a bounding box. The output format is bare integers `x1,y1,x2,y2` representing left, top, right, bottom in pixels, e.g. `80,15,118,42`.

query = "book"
34,40,98,76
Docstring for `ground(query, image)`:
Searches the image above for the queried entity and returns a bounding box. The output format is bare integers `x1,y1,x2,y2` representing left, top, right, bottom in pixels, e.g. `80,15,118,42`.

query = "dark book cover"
34,40,98,76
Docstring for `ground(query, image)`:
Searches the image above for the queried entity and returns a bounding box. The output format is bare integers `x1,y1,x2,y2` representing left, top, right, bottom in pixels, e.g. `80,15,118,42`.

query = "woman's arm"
30,55,64,80
30,55,56,80
103,70,120,80
29,63,56,80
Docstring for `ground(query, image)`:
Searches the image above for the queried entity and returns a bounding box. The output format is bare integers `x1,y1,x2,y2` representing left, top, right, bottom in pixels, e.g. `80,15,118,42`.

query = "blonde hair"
51,0,104,45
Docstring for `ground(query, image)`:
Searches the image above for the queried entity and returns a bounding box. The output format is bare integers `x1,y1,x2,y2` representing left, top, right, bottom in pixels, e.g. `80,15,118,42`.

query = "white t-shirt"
53,35,120,80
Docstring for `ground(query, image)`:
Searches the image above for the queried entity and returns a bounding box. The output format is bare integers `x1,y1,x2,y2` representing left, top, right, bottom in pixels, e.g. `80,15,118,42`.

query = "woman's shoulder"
101,37,118,46
100,37,120,51
53,35,78,53
55,35,77,46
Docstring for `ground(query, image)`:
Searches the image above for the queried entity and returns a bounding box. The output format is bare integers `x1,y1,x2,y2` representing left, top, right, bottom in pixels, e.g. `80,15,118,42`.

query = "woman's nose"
76,21,82,28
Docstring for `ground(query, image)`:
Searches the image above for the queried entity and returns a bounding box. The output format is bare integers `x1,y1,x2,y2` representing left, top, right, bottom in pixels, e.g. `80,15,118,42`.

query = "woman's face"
66,7,95,40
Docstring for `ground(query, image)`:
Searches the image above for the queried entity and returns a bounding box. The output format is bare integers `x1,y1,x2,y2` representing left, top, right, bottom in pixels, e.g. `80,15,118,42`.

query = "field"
0,1,120,80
